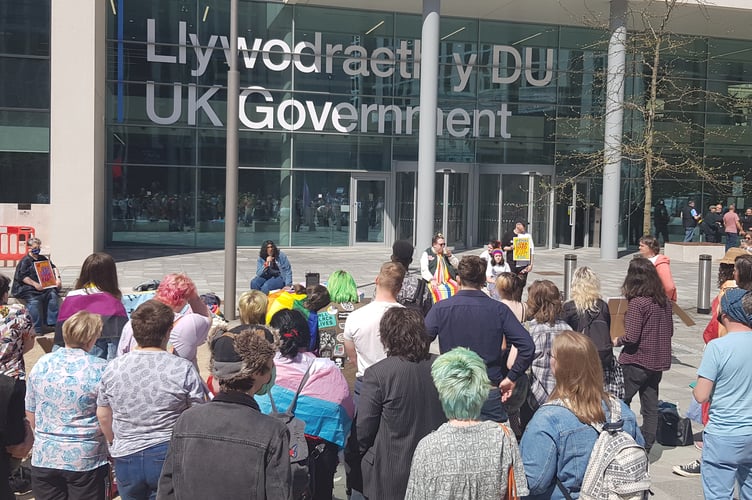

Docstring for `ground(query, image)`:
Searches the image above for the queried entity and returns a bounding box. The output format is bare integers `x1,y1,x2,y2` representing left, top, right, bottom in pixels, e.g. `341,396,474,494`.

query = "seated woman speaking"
251,240,293,294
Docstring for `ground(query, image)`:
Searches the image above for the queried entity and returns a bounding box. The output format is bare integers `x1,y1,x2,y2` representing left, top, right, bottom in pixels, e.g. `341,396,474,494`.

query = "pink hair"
155,274,196,308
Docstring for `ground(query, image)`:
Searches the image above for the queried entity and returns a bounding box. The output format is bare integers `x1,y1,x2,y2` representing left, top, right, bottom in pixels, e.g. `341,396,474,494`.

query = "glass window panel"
396,172,415,241
237,169,292,247
199,129,288,168
0,151,49,203
478,174,500,243
478,21,558,47
291,171,350,246
0,0,50,56
108,164,197,247
0,110,49,152
293,133,391,170
0,57,49,108
107,126,197,165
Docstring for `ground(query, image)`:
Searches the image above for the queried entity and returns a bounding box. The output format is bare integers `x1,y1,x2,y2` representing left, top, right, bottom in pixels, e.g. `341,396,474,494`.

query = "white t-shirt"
343,301,404,377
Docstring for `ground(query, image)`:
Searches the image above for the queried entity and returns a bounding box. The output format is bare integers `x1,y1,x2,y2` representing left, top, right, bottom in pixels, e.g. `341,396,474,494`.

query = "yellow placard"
513,236,531,261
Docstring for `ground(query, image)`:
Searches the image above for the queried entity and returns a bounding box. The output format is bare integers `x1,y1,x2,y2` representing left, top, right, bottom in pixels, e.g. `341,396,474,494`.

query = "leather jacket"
157,391,292,500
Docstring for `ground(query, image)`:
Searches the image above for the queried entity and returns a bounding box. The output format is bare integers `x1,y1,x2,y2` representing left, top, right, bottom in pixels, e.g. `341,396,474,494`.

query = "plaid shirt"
618,296,673,371
529,319,571,406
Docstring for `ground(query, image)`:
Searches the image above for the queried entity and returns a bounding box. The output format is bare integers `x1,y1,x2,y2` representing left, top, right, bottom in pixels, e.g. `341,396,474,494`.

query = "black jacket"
157,392,292,500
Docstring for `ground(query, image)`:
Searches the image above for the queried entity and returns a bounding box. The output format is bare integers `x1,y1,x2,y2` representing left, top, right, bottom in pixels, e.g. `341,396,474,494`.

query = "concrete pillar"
600,0,627,260
416,0,440,253
49,0,105,267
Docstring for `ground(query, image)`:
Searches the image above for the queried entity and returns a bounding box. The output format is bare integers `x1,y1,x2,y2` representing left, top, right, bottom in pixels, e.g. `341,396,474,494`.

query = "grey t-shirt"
97,350,206,457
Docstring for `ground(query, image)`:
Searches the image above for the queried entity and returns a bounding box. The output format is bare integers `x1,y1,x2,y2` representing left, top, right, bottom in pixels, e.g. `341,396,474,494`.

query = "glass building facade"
4,0,752,251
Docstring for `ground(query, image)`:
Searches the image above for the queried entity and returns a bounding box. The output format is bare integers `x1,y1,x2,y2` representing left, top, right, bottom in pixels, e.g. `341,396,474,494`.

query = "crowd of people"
1,228,751,499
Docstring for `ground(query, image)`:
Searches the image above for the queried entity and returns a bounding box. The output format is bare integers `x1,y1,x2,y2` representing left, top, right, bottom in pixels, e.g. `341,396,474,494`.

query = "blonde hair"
238,290,268,325
549,331,607,424
377,262,406,296
62,311,103,349
569,267,602,315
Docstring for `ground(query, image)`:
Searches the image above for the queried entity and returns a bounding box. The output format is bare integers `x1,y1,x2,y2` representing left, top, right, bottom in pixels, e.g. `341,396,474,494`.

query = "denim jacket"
157,391,292,500
519,399,645,499
255,251,293,287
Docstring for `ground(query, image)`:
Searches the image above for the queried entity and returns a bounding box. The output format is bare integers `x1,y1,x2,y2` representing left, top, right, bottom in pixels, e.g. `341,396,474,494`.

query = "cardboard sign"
33,261,57,289
608,297,695,341
513,236,531,261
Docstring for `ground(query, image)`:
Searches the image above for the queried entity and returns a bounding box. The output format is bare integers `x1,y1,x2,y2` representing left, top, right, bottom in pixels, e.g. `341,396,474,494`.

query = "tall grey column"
600,0,627,260
224,0,239,320
416,0,440,252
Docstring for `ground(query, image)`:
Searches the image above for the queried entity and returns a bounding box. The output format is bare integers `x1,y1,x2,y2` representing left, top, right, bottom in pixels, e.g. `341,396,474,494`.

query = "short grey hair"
27,237,41,247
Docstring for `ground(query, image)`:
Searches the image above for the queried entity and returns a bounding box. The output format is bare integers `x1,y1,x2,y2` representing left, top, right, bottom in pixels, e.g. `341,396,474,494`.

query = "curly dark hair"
718,263,735,288
379,308,430,362
258,240,279,259
622,256,667,307
270,309,311,358
216,331,275,393
457,256,486,289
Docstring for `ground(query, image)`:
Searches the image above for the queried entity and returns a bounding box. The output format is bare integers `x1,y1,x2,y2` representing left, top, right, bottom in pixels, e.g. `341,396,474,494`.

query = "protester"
341,263,404,499
638,235,677,301
562,267,623,398
251,240,293,293
391,240,432,315
613,257,673,452
118,273,211,366
486,249,511,299
25,311,110,499
156,331,291,500
693,288,752,499
419,232,458,286
520,331,644,498
405,347,528,499
317,270,367,362
256,309,353,500
0,274,34,381
501,220,535,286
235,290,268,326
426,256,534,423
12,237,61,335
522,280,571,429
495,272,526,322
54,252,128,360
357,308,446,500
97,300,206,500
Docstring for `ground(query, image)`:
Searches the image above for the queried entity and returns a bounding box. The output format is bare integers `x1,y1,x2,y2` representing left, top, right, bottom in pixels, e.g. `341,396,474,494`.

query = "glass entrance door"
434,172,468,249
556,179,592,248
351,176,387,244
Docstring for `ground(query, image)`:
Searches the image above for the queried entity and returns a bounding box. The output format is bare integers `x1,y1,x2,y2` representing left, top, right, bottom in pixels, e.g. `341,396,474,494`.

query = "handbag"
498,424,520,500
657,400,694,446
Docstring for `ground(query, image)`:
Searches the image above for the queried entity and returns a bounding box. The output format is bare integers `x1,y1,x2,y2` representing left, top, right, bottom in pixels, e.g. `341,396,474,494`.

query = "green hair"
327,270,358,303
431,347,491,420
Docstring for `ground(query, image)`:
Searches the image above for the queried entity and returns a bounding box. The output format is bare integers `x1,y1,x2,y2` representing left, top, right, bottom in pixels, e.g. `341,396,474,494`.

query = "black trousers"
622,364,662,452
31,464,109,500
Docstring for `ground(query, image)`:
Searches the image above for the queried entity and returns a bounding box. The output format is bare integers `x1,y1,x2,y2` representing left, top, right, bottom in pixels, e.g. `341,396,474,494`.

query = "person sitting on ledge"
251,240,293,294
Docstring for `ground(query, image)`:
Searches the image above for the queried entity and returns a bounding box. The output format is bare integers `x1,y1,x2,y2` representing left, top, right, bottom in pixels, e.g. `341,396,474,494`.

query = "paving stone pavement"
8,245,715,499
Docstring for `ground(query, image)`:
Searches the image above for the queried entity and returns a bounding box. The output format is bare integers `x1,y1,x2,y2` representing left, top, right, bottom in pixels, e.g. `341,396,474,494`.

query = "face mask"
256,364,276,396
30,248,40,255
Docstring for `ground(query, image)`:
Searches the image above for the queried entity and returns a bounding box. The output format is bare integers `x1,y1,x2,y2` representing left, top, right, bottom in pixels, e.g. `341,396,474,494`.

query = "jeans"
622,364,662,451
701,431,752,500
480,387,507,423
683,226,696,242
726,232,740,252
309,440,339,500
113,442,169,500
89,339,118,361
31,463,109,500
250,275,285,294
26,289,60,334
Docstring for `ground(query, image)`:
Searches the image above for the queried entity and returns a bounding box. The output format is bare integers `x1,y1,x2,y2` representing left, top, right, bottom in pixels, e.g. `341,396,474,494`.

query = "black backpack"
268,362,314,500
396,274,432,316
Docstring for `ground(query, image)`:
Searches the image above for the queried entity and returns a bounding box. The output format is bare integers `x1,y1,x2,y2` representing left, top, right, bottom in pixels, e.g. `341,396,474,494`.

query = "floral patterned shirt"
0,303,32,379
26,348,109,471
